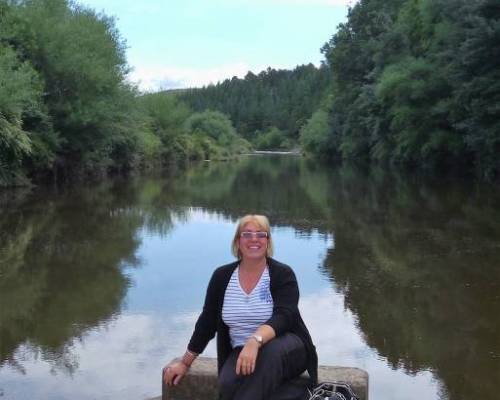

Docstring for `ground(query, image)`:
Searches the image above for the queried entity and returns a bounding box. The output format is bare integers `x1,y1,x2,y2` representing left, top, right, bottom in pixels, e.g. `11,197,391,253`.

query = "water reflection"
1,156,500,400
167,156,333,230
320,166,500,400
0,182,145,374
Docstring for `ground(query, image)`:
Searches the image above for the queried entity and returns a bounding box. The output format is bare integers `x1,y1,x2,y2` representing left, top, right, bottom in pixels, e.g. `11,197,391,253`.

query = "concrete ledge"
156,357,368,400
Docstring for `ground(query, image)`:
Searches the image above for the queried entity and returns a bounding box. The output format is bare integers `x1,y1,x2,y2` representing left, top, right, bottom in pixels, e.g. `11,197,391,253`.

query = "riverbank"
248,149,302,155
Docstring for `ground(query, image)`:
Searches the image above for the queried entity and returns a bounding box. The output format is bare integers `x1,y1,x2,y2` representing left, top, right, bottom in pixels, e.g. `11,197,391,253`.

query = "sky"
79,0,353,91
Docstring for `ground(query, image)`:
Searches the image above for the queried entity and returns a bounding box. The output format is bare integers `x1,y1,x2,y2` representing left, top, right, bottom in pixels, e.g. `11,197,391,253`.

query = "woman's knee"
258,333,307,378
259,333,303,361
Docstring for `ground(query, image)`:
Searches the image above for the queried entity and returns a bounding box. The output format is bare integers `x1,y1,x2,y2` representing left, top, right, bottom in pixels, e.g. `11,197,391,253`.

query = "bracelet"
181,350,198,367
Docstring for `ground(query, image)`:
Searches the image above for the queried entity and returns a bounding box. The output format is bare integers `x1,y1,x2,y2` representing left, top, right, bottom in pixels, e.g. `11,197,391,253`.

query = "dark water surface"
1,155,499,400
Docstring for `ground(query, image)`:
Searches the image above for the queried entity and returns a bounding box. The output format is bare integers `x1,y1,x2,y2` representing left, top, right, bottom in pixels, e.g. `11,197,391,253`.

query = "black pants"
218,333,308,400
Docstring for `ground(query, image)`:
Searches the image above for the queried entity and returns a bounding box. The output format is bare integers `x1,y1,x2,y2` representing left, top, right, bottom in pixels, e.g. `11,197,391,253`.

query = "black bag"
307,381,360,400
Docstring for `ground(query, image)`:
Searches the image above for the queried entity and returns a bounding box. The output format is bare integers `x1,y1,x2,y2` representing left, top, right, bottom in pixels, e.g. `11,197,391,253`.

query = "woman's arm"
187,268,221,353
163,349,198,386
254,324,276,345
265,265,300,336
236,324,275,375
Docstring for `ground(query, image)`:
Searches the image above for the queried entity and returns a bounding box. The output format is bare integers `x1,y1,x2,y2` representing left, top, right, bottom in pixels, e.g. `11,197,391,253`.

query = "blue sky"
80,0,353,90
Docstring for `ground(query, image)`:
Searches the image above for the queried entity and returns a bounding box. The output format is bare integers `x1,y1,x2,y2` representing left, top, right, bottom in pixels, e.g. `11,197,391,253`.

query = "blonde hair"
231,214,273,259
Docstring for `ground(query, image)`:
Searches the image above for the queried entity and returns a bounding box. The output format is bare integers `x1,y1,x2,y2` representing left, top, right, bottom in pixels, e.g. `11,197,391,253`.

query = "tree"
178,64,331,144
312,0,499,178
299,110,332,158
0,44,45,185
254,127,288,150
4,0,143,175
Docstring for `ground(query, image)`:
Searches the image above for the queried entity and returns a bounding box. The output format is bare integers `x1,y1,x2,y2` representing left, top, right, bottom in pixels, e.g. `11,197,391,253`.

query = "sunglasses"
240,231,269,239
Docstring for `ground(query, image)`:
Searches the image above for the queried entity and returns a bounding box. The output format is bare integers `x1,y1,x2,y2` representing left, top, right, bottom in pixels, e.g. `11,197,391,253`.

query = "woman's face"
238,221,268,261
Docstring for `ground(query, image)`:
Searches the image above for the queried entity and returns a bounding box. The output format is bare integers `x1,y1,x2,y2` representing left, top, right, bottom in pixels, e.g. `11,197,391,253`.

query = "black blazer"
187,257,318,385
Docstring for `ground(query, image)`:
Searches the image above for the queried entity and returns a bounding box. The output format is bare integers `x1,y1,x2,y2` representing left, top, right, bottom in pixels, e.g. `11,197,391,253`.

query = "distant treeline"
178,64,331,150
179,0,500,179
0,0,249,186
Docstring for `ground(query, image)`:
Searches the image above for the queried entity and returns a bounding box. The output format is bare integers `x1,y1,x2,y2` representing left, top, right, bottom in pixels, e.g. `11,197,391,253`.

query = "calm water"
1,155,499,400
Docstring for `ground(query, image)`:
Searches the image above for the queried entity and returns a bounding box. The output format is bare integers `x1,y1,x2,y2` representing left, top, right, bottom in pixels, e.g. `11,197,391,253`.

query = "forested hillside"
1,0,499,186
0,0,248,186
178,64,331,150
301,0,500,178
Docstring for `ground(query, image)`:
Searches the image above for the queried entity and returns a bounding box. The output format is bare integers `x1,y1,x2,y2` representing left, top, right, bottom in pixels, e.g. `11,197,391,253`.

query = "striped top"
222,266,274,348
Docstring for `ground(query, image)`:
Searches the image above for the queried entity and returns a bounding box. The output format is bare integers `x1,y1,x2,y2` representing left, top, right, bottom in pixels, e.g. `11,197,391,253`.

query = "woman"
164,214,318,400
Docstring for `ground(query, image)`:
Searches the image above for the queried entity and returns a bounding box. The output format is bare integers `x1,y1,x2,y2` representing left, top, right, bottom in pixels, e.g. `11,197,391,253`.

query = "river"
1,155,499,400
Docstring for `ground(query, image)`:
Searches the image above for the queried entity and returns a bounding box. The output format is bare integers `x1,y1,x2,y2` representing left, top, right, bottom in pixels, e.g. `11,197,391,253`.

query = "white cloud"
1,312,217,400
229,0,356,5
300,289,442,400
276,0,355,4
128,61,272,91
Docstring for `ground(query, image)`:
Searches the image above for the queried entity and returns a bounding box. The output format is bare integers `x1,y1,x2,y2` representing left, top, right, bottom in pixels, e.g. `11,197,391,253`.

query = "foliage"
2,0,498,182
299,109,331,158
178,64,331,146
184,110,236,144
140,93,191,144
0,0,251,185
375,56,461,164
139,92,191,164
311,0,500,178
0,0,139,180
0,43,45,185
254,127,289,150
183,110,250,160
447,0,500,178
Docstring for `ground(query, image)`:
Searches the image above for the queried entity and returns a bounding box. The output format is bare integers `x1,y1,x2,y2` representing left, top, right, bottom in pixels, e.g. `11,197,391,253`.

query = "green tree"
3,0,144,177
447,0,500,178
184,110,237,146
139,92,192,164
0,44,46,185
299,109,331,158
178,64,331,142
314,0,499,178
254,127,288,150
375,56,461,165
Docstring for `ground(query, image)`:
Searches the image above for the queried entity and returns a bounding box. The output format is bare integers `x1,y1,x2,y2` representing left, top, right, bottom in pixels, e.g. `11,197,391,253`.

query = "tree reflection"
1,157,499,400
167,155,332,232
0,180,177,373
321,167,500,400
174,157,500,399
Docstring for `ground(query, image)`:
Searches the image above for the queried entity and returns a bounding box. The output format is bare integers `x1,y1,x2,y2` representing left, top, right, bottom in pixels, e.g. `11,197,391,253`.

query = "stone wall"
155,357,368,400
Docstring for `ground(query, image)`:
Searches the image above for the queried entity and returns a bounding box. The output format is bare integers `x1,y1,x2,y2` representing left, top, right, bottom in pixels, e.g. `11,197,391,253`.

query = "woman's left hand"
236,339,260,375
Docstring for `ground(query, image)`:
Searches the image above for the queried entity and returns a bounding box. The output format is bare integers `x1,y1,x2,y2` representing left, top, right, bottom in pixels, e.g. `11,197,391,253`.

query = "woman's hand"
163,361,189,386
236,339,260,375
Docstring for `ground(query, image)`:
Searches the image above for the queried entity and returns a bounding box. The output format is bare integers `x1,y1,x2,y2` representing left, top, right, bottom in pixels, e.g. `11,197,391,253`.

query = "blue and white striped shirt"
222,266,274,348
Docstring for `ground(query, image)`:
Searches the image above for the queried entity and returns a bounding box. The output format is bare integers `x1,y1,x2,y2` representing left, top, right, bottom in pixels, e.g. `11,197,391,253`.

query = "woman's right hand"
163,361,189,386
